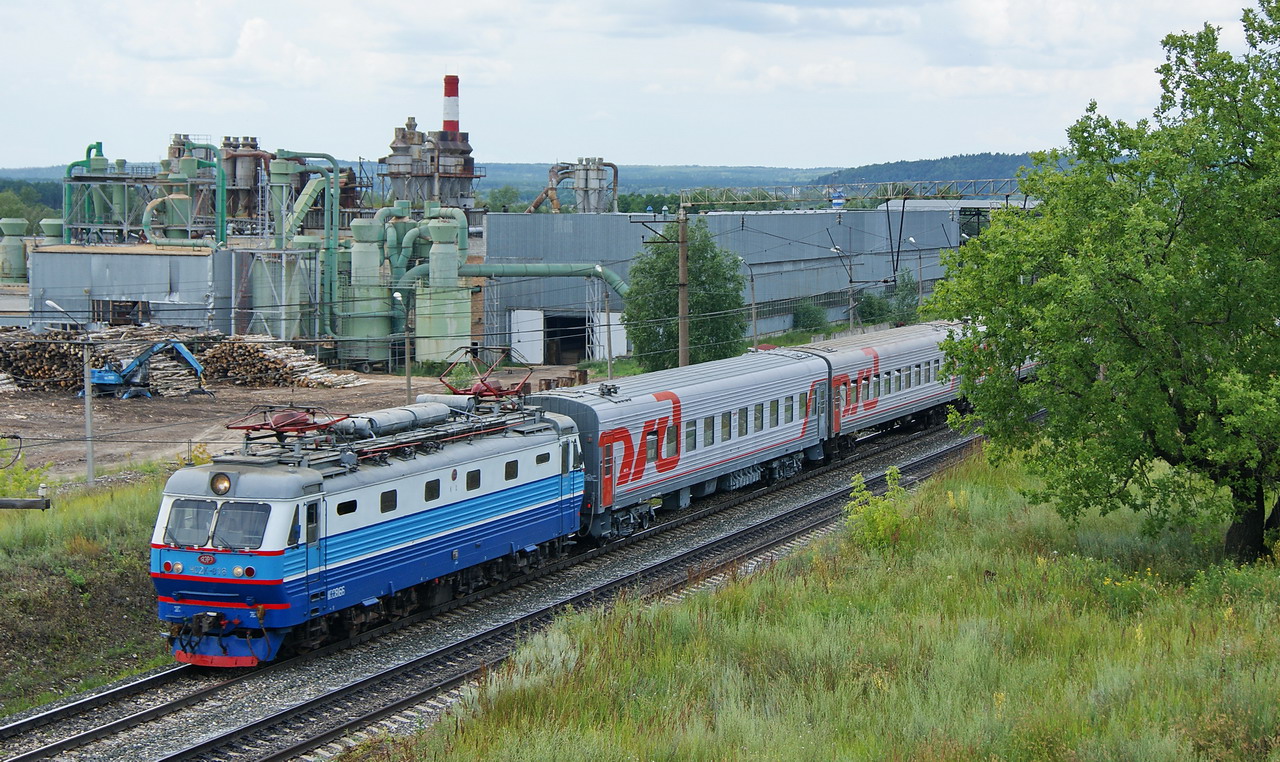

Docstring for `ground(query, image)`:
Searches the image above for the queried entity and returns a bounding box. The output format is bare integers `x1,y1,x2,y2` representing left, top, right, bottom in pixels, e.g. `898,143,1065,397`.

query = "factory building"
479,207,955,364
9,71,996,371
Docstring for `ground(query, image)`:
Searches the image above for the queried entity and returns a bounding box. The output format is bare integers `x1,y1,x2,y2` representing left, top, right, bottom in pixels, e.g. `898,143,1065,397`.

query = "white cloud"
0,0,1254,168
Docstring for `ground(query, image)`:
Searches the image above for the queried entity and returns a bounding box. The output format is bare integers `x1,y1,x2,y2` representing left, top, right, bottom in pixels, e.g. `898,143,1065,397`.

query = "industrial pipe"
602,162,620,212
183,141,227,244
63,142,104,243
396,261,629,297
524,163,574,213
141,195,218,251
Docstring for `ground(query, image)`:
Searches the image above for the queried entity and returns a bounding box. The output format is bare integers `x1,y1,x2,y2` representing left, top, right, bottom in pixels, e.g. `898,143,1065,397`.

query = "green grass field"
345,452,1280,761
0,459,172,716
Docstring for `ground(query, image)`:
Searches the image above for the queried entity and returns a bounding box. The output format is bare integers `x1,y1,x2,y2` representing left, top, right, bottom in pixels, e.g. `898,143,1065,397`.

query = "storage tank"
0,218,27,283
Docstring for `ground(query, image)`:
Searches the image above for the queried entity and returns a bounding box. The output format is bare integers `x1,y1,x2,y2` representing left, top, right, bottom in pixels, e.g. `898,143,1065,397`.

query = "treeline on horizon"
0,152,1036,219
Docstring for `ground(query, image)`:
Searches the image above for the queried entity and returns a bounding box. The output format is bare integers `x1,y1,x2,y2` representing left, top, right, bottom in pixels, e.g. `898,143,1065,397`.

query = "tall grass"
0,475,171,716
346,452,1280,761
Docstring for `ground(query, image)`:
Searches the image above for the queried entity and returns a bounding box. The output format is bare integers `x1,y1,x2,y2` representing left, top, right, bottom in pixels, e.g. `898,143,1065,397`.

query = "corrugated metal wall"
483,208,956,344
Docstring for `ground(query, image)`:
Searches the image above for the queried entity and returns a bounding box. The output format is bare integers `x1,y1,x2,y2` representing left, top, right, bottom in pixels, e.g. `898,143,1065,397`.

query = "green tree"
622,217,747,371
887,269,920,325
928,3,1280,558
480,184,522,212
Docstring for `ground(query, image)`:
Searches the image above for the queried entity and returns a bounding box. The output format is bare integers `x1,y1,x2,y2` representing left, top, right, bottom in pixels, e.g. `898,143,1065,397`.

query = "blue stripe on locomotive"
315,474,581,612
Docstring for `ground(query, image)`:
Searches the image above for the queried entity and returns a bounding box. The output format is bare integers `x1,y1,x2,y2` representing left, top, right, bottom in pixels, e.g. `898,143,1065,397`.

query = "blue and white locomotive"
150,321,965,666
150,397,583,666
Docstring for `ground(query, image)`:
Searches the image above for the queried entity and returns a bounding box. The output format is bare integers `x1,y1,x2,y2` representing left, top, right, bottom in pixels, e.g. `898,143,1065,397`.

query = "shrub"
791,301,827,332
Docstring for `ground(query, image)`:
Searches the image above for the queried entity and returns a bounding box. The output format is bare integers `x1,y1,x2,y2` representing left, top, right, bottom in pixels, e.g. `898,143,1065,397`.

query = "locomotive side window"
738,407,748,437
664,424,678,458
894,371,902,393
784,396,794,423
799,392,809,417
770,399,779,427
306,502,319,543
336,499,357,516
704,416,715,446
287,506,300,546
466,469,481,491
721,412,732,442
424,479,441,502
685,420,697,452
903,367,912,390
536,452,551,465
915,364,923,386
505,460,519,481
380,490,397,513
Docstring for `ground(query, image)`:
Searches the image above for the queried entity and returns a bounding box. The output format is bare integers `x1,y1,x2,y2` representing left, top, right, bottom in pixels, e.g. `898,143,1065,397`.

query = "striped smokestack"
442,75,460,132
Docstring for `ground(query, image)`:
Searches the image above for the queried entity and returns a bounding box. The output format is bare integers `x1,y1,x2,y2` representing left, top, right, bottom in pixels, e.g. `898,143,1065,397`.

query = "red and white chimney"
442,75,460,132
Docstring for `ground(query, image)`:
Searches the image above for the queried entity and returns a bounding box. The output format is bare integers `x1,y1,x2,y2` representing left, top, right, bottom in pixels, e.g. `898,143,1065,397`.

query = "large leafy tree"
623,217,747,371
929,3,1280,558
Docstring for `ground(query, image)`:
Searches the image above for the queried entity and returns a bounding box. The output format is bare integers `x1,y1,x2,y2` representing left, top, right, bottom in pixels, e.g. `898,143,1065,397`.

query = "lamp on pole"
737,257,757,348
830,246,859,331
45,299,94,485
393,291,411,404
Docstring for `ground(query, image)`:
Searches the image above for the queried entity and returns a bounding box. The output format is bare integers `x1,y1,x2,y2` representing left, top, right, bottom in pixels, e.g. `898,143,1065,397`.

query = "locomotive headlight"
233,566,244,578
210,472,232,495
172,562,183,574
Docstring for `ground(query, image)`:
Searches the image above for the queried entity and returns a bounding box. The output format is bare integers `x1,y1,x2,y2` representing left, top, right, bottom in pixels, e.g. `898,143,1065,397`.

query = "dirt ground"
0,365,578,480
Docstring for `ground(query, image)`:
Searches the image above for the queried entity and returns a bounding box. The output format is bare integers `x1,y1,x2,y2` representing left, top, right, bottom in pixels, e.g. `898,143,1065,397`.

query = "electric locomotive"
150,397,583,666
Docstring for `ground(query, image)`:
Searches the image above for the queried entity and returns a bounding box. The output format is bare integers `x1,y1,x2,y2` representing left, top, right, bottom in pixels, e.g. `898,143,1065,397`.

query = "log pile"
0,372,17,394
0,326,91,391
199,335,366,388
0,325,359,394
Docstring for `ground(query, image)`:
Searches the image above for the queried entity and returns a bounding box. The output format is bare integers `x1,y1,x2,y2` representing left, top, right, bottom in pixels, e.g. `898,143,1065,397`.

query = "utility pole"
677,205,689,367
46,300,93,484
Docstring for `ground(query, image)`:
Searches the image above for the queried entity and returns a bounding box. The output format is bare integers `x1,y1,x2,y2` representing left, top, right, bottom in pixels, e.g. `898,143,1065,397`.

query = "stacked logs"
198,335,366,388
0,327,90,391
0,326,360,393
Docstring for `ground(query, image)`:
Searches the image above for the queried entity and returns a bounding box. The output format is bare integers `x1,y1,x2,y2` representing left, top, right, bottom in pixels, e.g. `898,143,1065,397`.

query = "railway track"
0,424,972,762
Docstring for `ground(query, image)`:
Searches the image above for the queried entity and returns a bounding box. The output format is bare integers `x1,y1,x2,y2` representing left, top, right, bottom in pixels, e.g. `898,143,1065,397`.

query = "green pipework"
461,263,630,296
62,142,103,242
183,141,227,245
140,195,217,251
282,175,328,238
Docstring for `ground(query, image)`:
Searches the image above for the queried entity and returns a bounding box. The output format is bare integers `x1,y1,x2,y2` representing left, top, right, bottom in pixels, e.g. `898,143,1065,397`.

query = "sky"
0,0,1253,170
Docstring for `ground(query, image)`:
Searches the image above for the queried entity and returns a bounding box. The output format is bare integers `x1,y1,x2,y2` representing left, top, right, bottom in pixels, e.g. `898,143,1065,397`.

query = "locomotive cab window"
287,506,300,546
163,498,216,546
424,479,441,503
336,499,357,516
466,469,481,491
505,460,519,481
209,502,271,549
380,490,397,513
536,452,551,465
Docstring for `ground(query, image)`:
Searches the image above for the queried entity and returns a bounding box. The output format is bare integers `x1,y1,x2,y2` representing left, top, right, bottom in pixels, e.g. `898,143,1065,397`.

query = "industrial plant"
0,74,998,369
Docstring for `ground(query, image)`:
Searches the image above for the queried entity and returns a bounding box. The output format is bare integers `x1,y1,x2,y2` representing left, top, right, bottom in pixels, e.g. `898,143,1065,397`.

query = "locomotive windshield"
163,499,272,550
163,499,216,546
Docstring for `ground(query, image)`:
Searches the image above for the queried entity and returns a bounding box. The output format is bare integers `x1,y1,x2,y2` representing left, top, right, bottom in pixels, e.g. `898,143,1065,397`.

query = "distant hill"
813,153,1035,186
0,153,1036,196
